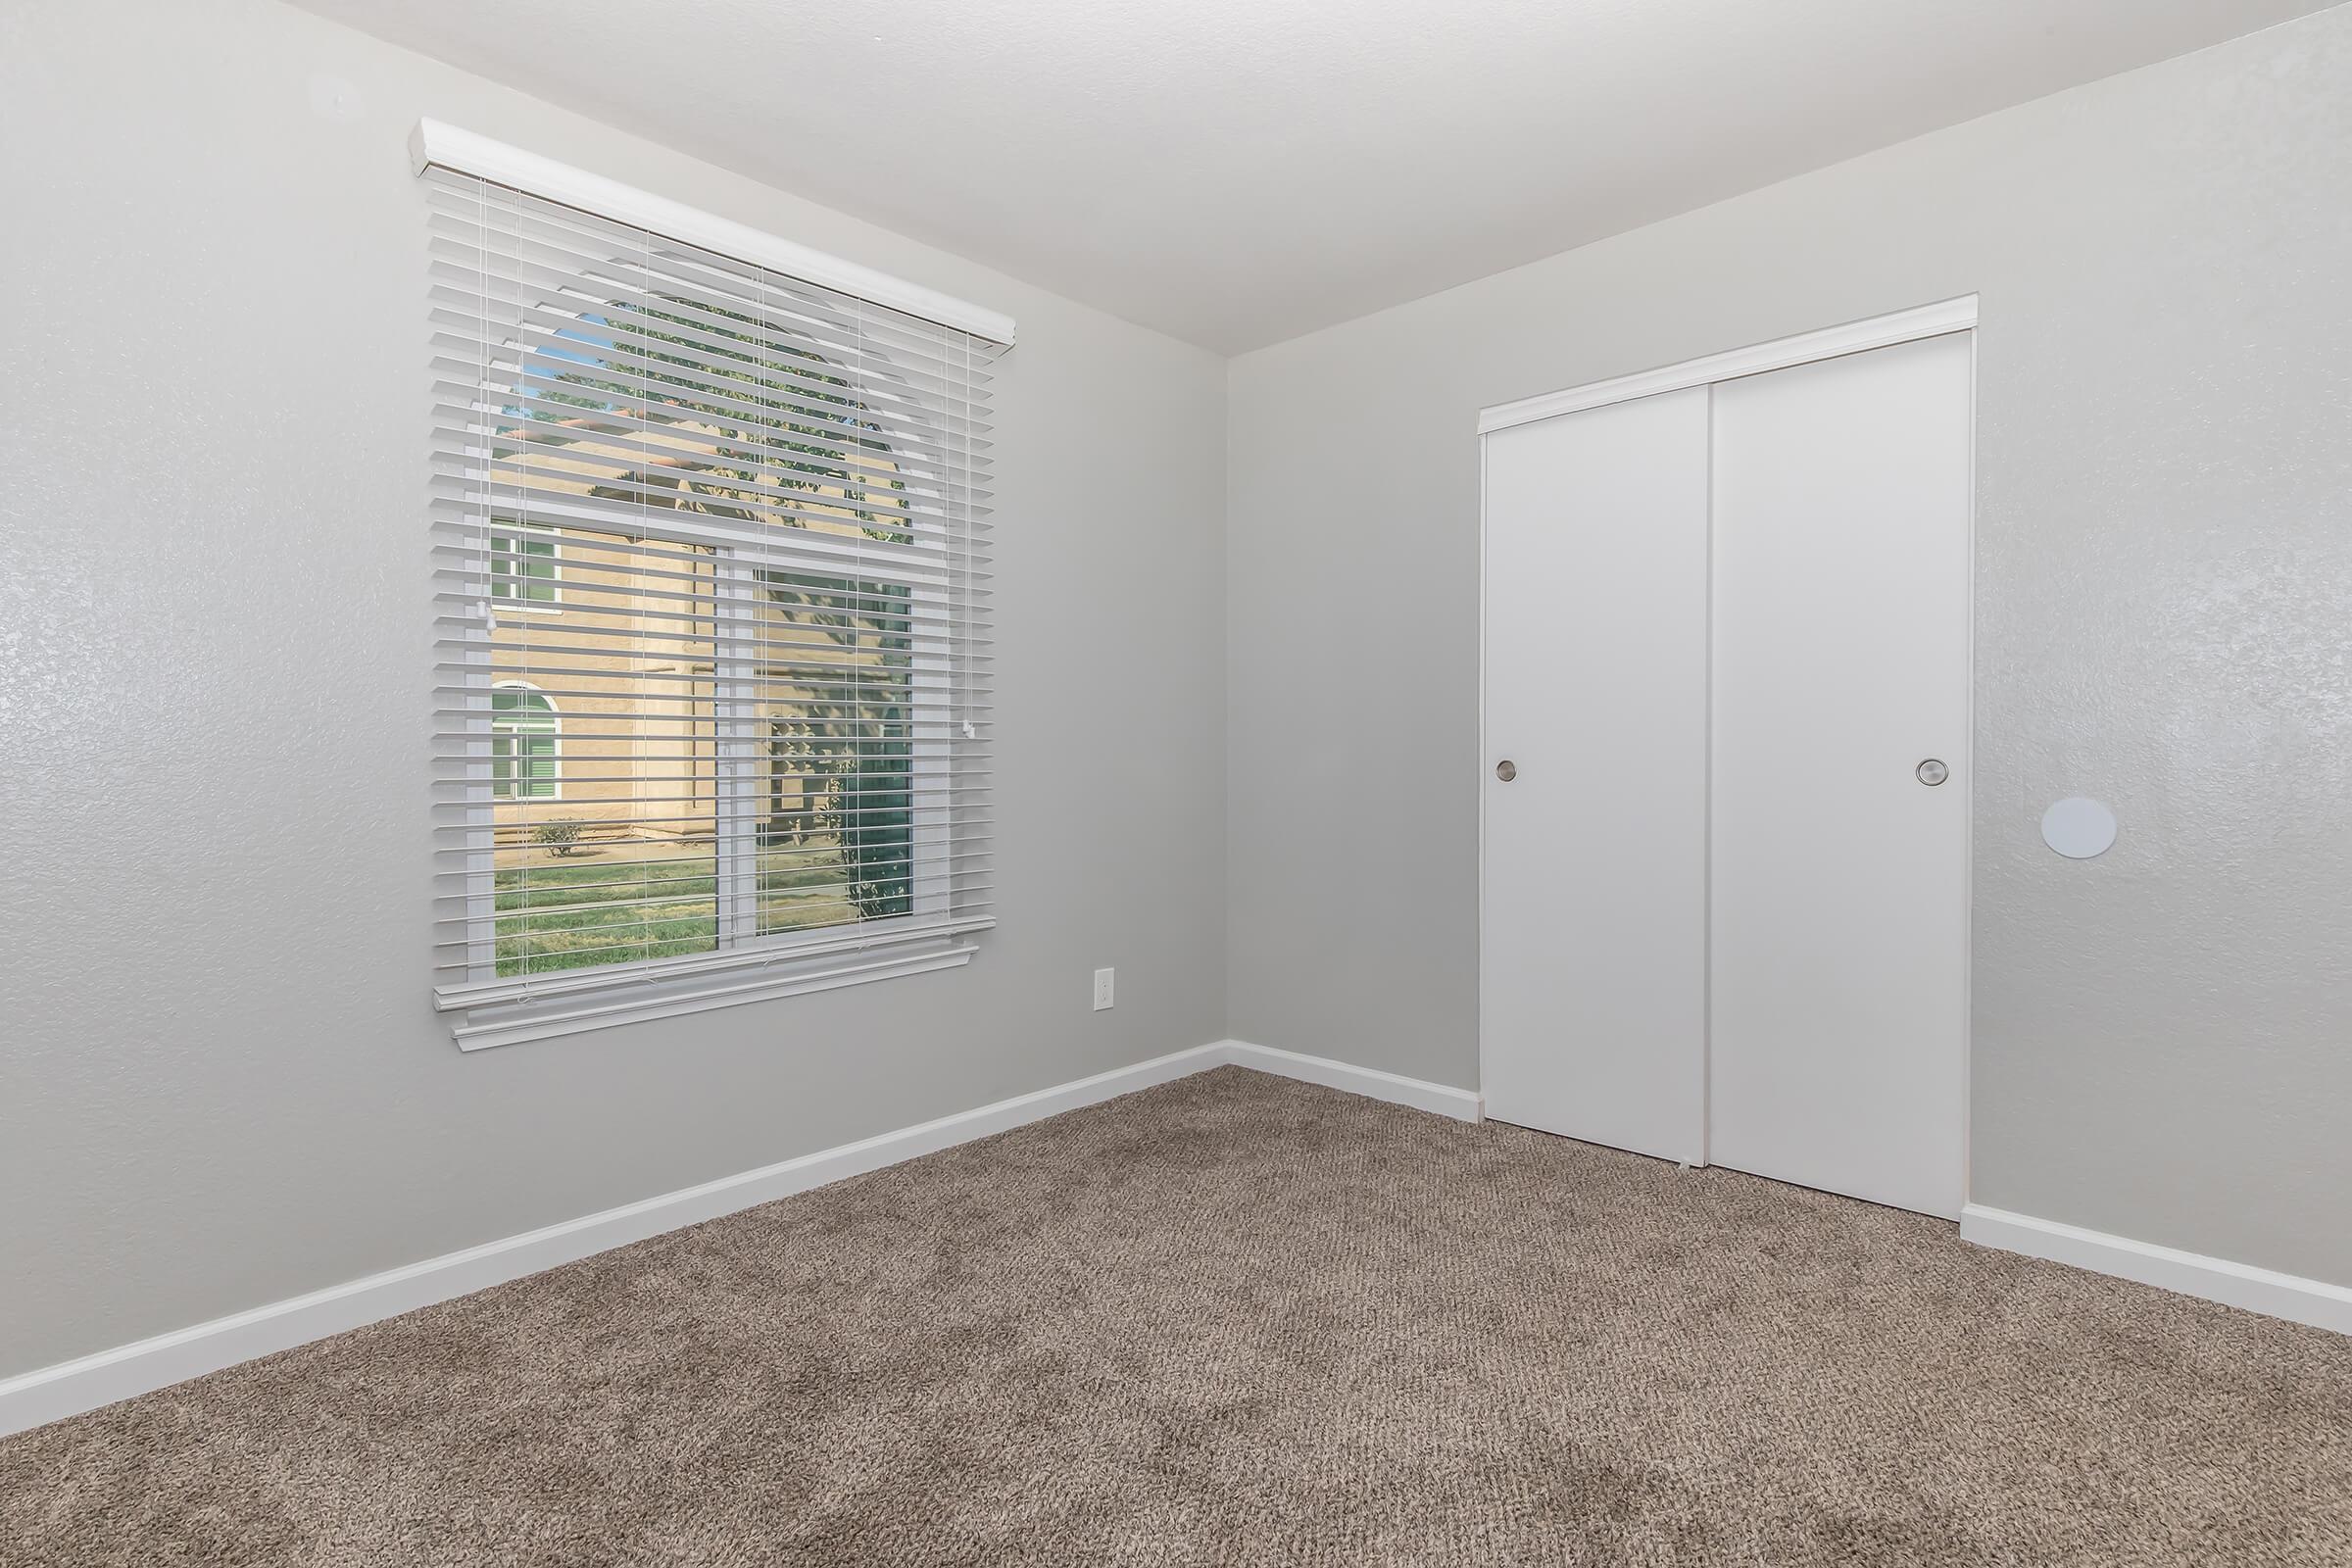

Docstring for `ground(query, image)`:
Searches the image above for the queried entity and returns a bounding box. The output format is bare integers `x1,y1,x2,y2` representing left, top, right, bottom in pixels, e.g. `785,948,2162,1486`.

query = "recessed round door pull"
1916,759,1949,786
1494,760,1518,782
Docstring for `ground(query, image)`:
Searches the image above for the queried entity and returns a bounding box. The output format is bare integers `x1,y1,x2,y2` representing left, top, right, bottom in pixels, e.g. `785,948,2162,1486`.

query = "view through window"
478,308,932,977
427,161,999,1024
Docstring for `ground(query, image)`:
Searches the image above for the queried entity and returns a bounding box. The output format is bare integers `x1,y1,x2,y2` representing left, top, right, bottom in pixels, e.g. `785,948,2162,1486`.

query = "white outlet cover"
2041,797,2118,859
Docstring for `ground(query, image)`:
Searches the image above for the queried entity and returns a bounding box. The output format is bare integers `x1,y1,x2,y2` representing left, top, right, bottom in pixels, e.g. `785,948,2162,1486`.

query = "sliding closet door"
1708,333,1971,1217
1482,388,1708,1162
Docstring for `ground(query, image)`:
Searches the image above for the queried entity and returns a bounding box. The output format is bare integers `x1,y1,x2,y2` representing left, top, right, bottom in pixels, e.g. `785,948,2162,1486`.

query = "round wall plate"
2041,797,2118,859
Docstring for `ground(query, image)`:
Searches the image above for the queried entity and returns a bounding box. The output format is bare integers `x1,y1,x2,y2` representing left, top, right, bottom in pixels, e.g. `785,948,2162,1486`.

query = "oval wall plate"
2041,797,2118,859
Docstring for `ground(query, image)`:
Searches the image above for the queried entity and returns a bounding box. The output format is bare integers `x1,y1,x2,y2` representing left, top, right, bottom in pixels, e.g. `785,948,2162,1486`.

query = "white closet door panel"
1481,388,1708,1162
1707,332,1971,1218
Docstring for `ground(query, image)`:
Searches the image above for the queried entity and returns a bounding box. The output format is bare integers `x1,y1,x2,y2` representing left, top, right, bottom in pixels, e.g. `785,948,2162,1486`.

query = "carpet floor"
4,1065,2349,1566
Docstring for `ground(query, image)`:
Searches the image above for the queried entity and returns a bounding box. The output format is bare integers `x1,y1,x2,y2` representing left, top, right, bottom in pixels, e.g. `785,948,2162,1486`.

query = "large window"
422,131,1006,1050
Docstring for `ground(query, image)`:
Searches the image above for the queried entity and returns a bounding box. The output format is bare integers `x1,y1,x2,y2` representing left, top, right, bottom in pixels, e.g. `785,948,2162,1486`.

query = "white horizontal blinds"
427,167,1000,1010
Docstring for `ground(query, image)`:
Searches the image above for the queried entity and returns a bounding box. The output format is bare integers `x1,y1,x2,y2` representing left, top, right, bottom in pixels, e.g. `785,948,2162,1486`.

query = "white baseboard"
0,1037,1479,1438
24,1051,2334,1440
0,1042,1231,1438
1961,1203,2352,1337
1219,1038,1484,1123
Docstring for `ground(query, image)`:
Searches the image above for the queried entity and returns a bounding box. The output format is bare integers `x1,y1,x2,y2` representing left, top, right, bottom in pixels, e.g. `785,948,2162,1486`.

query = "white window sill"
439,924,988,1052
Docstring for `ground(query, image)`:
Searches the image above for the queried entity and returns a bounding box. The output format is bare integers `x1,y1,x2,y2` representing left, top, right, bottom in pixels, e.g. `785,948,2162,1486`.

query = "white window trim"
444,938,985,1053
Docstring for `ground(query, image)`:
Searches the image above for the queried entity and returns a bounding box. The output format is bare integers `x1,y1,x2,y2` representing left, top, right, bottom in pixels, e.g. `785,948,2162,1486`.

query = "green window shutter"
518,535,558,604
521,734,559,800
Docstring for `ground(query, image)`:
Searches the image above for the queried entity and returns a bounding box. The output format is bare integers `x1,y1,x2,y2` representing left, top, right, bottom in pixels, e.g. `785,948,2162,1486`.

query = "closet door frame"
1476,295,1977,1196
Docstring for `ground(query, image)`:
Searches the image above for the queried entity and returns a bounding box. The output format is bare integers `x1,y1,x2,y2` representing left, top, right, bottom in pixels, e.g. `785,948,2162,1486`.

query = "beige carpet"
4,1066,2349,1566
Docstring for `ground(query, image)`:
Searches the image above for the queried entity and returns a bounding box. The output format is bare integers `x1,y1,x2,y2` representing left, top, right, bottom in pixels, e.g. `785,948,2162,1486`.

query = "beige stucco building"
482,414,919,882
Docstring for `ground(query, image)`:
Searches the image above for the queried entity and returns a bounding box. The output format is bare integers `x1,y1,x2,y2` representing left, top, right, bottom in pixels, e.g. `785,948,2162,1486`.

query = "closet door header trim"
1476,295,1978,434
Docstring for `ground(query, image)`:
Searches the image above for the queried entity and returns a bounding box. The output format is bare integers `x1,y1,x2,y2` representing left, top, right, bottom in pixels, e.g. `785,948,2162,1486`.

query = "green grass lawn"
492,848,868,975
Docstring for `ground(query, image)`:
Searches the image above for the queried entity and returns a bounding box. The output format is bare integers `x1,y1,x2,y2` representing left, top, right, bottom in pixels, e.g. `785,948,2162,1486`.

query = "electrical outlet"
1093,967,1115,1011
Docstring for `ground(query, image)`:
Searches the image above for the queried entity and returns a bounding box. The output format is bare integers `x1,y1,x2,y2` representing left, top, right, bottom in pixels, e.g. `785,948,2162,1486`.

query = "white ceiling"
290,0,2332,352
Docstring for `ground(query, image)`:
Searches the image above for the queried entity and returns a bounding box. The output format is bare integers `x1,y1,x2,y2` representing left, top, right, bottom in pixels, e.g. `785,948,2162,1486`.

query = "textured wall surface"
5,0,2348,1386
0,0,1226,1376
1227,9,2352,1283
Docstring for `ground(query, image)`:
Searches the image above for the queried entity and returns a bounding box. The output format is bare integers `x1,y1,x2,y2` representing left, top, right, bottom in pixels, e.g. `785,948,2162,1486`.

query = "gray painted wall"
1228,9,2352,1284
0,0,1227,1377
5,0,2346,1384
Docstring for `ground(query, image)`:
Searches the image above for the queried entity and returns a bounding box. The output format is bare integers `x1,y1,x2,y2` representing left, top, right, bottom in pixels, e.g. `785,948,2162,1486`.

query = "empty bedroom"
2,0,2348,1562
